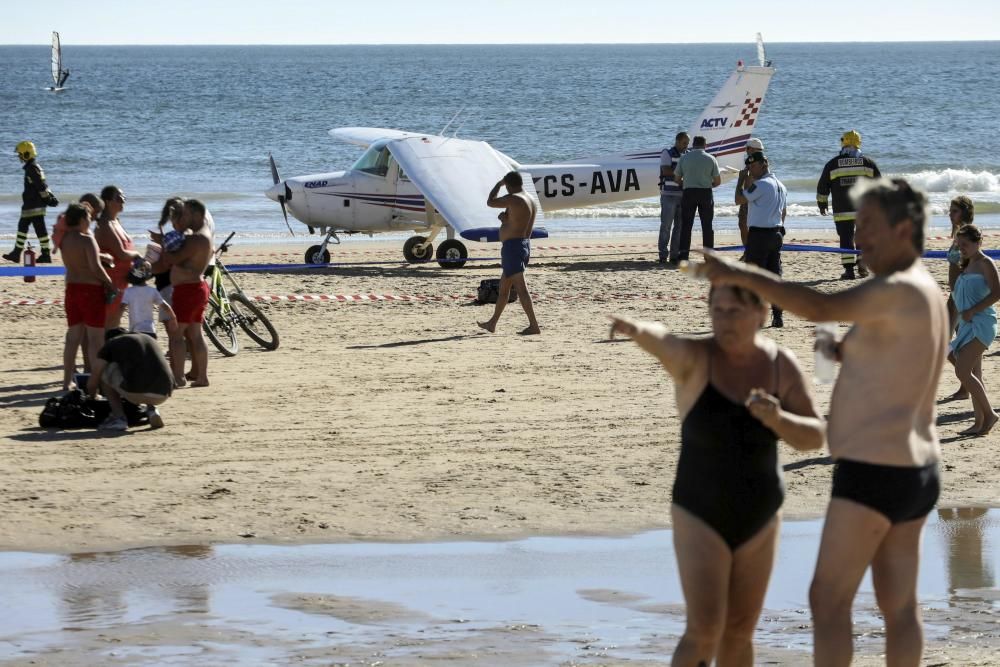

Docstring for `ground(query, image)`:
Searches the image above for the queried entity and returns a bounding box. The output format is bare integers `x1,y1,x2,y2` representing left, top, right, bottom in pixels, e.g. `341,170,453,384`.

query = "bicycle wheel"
202,299,240,357
229,292,280,350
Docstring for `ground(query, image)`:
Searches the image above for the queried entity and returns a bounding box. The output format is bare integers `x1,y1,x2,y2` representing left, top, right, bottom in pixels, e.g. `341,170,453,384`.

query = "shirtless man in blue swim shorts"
478,171,541,335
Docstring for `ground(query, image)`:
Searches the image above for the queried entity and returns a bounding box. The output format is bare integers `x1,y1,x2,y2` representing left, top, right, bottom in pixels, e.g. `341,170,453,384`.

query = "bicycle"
202,232,280,356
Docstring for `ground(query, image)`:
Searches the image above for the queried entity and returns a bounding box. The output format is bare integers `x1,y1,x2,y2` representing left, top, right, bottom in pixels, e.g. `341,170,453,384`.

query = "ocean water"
1,42,999,243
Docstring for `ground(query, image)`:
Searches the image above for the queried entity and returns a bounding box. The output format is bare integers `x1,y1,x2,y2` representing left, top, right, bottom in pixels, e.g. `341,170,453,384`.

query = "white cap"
747,137,765,151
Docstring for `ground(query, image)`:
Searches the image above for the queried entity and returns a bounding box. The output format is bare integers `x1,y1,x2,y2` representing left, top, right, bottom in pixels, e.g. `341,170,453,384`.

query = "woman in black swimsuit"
610,285,825,667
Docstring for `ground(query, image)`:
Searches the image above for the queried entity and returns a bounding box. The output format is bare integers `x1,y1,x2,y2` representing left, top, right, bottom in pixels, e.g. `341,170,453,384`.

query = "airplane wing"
386,136,547,243
329,127,430,148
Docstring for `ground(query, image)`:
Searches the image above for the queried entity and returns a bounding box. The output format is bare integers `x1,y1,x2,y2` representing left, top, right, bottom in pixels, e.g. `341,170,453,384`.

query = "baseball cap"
747,138,765,151
745,151,767,165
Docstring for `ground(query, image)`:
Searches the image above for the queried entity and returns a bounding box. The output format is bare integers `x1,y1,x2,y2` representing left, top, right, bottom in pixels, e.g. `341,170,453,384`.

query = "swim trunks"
171,281,209,324
501,238,530,277
65,283,106,328
831,459,940,523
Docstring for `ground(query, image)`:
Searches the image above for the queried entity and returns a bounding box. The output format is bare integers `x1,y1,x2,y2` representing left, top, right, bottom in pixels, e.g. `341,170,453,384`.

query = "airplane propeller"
268,153,295,236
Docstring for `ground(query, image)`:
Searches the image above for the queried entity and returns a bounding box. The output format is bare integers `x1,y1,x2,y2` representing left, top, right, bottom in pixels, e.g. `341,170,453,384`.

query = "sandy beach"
2,230,998,663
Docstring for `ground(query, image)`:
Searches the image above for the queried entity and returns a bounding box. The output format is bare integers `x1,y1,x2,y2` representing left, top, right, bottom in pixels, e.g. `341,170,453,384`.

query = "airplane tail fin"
689,62,775,179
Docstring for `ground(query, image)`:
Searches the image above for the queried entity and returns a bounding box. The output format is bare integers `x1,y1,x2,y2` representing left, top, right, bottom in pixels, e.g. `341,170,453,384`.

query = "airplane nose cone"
265,182,284,203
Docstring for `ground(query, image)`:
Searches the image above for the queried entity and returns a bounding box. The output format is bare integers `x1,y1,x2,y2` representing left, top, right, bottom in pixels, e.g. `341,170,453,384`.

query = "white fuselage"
269,152,661,236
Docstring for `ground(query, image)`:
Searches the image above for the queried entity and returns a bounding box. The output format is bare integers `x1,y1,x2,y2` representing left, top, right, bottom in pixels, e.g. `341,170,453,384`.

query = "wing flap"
387,136,546,242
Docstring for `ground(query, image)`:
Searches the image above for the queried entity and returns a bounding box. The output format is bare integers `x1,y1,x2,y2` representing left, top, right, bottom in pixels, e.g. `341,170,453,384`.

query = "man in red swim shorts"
60,203,114,390
158,199,214,387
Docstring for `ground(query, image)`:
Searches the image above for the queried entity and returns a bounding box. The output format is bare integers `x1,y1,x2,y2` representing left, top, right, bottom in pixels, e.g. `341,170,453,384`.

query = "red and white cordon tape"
1,292,704,306
1,297,64,306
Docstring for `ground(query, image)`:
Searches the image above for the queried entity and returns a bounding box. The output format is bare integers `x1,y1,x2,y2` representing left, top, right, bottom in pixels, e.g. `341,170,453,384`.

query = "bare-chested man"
477,171,540,335
159,199,214,387
702,178,947,667
60,203,114,390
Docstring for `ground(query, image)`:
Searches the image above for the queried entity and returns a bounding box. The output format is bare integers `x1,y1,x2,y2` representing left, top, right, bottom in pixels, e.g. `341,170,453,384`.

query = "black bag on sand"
476,279,518,305
39,390,108,428
39,390,147,429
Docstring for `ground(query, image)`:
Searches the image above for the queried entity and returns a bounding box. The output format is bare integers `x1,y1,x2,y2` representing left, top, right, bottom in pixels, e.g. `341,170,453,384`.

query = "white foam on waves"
901,169,1000,194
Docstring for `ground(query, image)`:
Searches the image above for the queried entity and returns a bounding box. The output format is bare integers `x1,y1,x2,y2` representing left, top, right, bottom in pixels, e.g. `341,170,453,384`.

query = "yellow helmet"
15,141,37,161
840,130,862,149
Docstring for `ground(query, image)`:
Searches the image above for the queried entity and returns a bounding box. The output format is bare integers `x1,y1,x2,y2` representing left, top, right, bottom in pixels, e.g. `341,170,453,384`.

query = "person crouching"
86,328,173,432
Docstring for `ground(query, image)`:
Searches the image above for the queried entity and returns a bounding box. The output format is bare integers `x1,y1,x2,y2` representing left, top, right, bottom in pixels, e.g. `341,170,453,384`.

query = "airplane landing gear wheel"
436,239,468,268
403,236,434,263
305,245,330,265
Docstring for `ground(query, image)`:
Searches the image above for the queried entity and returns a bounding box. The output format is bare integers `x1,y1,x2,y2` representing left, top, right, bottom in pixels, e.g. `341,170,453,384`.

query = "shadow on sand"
782,456,834,472
346,333,484,349
8,427,133,443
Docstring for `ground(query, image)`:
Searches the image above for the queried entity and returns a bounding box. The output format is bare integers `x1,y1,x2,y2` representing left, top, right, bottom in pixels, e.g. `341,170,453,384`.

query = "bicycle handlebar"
217,231,236,256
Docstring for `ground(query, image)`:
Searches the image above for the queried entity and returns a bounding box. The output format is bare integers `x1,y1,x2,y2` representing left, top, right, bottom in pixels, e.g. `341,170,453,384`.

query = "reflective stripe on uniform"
830,167,876,180
20,208,46,217
833,213,856,223
816,194,829,204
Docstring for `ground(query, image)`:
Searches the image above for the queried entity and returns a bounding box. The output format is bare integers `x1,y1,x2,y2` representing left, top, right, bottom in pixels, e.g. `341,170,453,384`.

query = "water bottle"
814,322,838,384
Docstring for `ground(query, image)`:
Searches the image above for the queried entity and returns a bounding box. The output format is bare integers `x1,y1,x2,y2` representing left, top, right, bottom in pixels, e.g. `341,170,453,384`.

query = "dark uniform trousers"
678,188,715,261
835,219,857,267
745,226,783,316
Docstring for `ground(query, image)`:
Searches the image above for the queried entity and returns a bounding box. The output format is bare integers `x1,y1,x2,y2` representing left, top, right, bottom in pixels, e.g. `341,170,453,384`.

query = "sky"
2,0,998,45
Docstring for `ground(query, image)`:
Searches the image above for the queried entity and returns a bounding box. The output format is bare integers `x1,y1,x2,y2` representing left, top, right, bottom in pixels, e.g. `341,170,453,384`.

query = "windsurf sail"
756,32,769,68
50,32,62,87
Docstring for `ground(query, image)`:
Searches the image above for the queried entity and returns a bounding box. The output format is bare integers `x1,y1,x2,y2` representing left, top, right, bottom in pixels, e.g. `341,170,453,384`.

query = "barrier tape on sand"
1,292,706,307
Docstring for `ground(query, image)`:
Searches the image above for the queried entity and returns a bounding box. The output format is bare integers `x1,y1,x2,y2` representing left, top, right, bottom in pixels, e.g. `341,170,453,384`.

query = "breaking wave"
785,169,1000,194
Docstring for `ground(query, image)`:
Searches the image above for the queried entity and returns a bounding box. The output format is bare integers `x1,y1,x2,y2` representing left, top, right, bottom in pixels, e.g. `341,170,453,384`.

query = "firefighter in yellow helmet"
3,141,58,264
816,130,881,279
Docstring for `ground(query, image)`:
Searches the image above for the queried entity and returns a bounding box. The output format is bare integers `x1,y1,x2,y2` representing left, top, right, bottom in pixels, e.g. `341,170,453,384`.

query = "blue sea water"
1,42,999,242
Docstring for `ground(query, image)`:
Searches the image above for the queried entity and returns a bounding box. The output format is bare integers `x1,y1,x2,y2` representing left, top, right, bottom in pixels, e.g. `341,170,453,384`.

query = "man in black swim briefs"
702,178,947,667
478,171,541,335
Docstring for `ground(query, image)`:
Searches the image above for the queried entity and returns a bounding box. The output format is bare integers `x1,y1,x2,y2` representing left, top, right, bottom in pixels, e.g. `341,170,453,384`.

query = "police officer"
658,131,689,265
738,151,787,327
735,137,766,260
816,130,880,279
3,141,58,264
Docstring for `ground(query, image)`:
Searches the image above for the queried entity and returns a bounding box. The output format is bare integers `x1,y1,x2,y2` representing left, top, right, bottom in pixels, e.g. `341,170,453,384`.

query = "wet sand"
1,511,996,665
2,230,999,662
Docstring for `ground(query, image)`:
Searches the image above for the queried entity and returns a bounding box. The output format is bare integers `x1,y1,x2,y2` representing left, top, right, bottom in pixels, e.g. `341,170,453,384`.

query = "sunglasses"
115,193,127,203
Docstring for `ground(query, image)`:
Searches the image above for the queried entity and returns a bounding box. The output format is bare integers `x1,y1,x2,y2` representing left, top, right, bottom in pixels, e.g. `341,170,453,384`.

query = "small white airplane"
266,40,775,267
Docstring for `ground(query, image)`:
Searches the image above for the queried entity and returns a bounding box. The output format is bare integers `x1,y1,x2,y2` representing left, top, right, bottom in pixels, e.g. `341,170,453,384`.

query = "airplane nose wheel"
435,239,468,268
403,236,434,263
305,245,331,265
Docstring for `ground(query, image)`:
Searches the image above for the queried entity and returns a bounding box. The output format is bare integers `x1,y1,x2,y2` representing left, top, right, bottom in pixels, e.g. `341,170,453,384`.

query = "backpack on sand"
476,279,518,305
39,390,146,429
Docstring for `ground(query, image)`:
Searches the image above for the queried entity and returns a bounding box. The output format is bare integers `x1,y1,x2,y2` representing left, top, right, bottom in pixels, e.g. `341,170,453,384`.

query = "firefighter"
817,130,880,279
3,141,58,264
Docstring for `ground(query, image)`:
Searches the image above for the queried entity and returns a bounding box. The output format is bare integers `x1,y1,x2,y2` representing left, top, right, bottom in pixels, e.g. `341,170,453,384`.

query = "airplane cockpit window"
352,143,392,177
